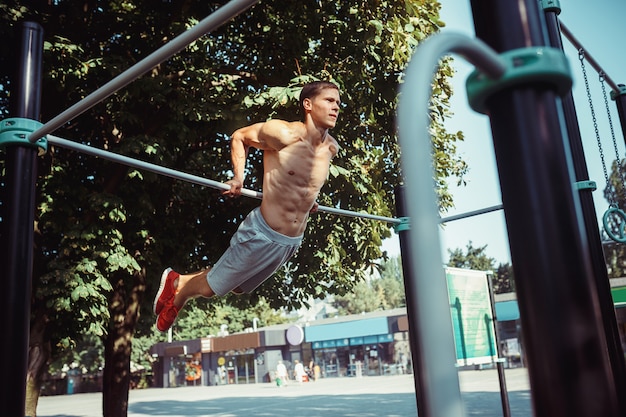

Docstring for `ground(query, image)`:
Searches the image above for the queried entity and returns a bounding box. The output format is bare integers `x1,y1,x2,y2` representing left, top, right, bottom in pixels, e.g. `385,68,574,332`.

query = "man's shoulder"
258,120,306,149
260,119,305,135
264,119,305,130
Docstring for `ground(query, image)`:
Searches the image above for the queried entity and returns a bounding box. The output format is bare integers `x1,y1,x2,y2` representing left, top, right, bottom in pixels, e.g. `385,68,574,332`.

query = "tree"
447,241,496,271
333,280,383,315
492,262,515,294
0,1,466,415
332,256,405,314
375,256,406,309
447,242,515,294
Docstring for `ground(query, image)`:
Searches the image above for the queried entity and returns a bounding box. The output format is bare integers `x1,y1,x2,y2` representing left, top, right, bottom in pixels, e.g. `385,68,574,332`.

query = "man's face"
305,88,341,129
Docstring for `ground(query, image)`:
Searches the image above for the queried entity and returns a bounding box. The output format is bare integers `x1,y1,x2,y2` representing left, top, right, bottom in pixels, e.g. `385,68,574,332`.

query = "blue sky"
383,0,626,264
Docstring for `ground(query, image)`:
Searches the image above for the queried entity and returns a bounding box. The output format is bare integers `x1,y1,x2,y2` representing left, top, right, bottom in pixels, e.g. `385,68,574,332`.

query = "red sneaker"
156,301,180,332
153,268,179,315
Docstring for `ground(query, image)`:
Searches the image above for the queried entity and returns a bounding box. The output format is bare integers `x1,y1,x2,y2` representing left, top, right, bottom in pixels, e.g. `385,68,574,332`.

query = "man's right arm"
224,122,271,196
225,120,299,196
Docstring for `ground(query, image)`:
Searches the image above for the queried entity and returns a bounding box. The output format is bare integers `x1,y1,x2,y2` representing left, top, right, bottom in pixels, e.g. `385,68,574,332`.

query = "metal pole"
29,0,260,142
469,0,621,415
395,185,431,417
0,21,44,416
439,204,503,224
543,7,626,415
559,22,620,94
396,31,505,417
46,135,399,224
47,135,263,199
496,360,512,417
486,272,512,417
48,134,507,226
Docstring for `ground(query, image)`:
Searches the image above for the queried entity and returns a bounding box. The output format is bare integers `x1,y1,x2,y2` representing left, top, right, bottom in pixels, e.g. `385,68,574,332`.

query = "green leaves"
4,0,470,388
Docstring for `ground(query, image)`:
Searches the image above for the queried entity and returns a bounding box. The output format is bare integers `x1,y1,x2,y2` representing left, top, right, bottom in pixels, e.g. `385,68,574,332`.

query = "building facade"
149,308,410,387
149,277,626,388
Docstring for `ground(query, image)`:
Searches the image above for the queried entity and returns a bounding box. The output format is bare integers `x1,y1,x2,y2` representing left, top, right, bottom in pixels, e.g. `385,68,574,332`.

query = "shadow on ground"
118,390,532,417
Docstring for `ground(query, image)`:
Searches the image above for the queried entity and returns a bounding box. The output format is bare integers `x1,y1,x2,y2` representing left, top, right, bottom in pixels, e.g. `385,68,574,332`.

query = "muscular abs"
260,139,335,237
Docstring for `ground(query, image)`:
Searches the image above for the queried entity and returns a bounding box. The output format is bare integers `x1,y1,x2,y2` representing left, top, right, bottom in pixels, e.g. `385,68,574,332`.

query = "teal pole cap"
540,0,561,14
610,84,626,101
466,47,572,114
0,118,48,155
393,217,410,232
574,180,597,191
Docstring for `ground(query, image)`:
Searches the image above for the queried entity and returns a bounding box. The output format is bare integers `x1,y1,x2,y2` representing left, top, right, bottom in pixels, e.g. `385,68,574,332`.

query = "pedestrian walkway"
37,367,531,417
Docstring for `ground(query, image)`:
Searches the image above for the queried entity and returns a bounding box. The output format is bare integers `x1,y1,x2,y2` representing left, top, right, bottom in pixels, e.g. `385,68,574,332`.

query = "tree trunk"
102,268,146,417
25,309,51,417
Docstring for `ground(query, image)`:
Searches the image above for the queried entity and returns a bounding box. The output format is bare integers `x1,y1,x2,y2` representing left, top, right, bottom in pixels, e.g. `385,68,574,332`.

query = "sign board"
445,267,497,366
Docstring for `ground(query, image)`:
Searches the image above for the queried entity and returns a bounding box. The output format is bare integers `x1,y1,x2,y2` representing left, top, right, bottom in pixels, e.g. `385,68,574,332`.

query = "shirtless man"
154,81,340,332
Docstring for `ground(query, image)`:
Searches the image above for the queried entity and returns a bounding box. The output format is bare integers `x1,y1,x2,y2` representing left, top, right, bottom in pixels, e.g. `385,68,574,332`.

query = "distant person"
294,360,306,383
276,360,289,387
313,363,321,381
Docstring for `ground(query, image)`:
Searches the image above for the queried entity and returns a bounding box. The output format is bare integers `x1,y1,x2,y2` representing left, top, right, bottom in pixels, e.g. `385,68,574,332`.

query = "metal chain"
579,49,616,206
599,71,626,195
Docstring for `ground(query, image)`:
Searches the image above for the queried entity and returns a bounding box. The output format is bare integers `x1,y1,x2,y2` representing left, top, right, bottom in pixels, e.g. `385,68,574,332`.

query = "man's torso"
260,132,337,237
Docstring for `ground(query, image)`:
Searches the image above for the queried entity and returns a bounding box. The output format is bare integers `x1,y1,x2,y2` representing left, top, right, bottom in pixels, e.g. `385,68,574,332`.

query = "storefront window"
185,353,202,386
222,349,256,384
311,335,399,377
314,348,339,377
169,357,187,387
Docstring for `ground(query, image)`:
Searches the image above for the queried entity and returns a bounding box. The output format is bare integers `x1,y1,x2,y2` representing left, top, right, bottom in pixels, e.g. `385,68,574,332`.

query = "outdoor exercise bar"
397,31,506,417
28,0,259,143
46,135,401,224
1,21,43,416
559,21,620,93
438,204,503,223
48,134,509,226
469,0,622,414
543,4,626,411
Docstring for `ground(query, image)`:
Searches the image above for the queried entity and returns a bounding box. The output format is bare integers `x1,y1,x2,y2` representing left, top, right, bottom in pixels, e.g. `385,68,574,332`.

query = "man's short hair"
299,81,340,119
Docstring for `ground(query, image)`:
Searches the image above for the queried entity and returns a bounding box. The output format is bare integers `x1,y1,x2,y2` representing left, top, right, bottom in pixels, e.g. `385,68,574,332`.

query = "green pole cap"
393,217,410,232
540,0,561,14
466,47,572,115
610,84,626,101
574,180,597,191
0,118,48,155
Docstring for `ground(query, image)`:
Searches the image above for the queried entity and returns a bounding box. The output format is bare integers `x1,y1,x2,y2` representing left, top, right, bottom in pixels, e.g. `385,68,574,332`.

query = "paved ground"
37,367,532,417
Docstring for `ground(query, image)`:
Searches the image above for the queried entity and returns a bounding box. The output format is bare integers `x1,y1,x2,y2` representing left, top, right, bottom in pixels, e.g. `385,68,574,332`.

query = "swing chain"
579,49,616,206
599,71,626,189
580,49,626,243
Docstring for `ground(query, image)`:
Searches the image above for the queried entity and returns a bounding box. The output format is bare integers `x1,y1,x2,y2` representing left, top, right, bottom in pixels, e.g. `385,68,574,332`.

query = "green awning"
612,287,626,307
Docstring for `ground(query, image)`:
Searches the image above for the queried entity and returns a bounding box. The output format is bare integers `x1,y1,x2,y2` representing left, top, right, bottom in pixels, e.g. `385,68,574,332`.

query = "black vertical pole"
543,6,626,415
395,185,429,417
486,272,512,417
469,1,621,416
0,21,43,416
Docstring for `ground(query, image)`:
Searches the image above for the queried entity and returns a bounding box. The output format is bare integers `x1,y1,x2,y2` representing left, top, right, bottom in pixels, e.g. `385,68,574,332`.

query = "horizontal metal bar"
47,135,263,199
315,205,400,224
29,0,259,142
439,204,504,223
559,20,620,93
47,135,401,223
48,135,507,226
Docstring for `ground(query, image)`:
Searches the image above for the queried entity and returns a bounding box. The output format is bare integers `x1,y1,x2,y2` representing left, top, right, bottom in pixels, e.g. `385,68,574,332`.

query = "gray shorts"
206,207,303,296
